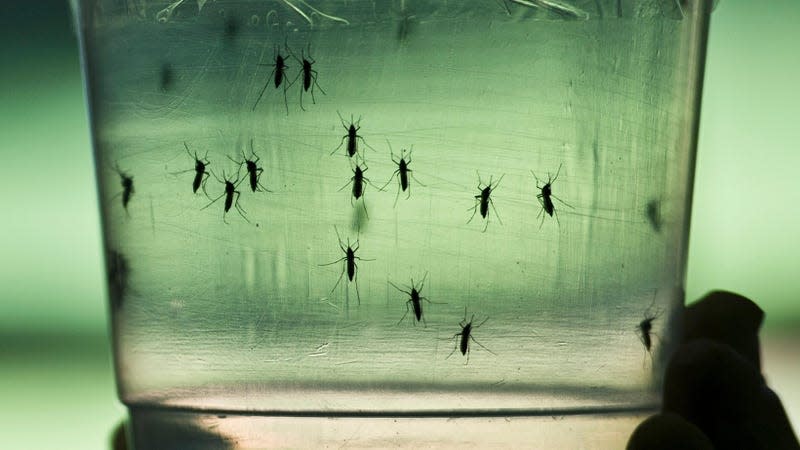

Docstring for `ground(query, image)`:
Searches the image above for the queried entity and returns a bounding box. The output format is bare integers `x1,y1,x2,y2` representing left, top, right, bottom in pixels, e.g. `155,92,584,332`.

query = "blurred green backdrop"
1,2,120,449
0,1,797,449
690,0,800,327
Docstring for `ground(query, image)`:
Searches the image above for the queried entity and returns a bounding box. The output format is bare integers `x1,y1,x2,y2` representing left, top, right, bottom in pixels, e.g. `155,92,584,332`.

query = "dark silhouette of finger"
663,338,799,450
663,339,764,449
112,421,127,450
627,412,713,450
683,290,764,368
629,291,799,450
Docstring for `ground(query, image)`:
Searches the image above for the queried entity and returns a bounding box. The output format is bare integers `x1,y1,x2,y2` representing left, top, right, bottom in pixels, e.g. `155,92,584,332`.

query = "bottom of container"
127,405,655,449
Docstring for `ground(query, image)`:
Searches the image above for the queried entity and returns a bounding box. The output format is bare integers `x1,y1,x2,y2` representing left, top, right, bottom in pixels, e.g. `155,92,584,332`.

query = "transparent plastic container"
72,0,712,447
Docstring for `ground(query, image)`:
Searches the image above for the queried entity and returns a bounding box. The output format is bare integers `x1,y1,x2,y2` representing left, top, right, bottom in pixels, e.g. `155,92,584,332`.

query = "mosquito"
171,142,210,195
388,272,434,325
252,41,290,114
112,162,134,213
467,172,504,232
201,169,248,224
331,112,374,160
228,138,270,193
288,42,325,111
447,307,495,364
319,226,373,305
381,140,424,206
339,162,380,218
638,291,663,362
532,163,572,227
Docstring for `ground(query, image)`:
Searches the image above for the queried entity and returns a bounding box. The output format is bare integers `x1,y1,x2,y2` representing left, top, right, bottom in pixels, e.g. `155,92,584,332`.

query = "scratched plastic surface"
75,0,710,445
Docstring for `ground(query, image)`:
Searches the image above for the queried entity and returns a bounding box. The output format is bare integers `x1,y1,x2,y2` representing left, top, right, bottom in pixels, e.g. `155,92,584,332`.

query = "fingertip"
684,290,764,368
627,412,713,450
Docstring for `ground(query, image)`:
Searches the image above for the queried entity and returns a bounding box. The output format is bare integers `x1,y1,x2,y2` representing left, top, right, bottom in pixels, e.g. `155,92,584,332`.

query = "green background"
0,1,797,448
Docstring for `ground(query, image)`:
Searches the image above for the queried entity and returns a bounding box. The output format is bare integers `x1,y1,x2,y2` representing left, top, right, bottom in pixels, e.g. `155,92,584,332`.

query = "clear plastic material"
73,0,711,447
